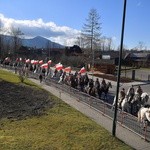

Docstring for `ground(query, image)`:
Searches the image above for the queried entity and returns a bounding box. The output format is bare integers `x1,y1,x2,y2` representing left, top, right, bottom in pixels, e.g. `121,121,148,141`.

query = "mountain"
22,36,65,49
0,35,65,49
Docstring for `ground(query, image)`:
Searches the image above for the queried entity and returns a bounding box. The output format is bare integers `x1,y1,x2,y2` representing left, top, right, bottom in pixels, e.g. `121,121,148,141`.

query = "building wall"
94,63,115,74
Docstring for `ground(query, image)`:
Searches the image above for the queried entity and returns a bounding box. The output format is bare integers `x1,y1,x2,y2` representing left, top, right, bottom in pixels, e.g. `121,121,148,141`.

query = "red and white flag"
5,57,10,61
34,60,39,64
25,59,30,63
55,63,63,70
79,67,86,74
40,63,48,68
31,60,39,64
19,57,22,61
16,58,19,62
64,66,71,73
31,60,35,64
47,60,52,64
39,60,43,64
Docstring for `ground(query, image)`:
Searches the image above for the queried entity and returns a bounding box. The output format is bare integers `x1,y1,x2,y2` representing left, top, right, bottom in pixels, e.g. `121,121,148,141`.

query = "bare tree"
0,20,6,58
46,40,54,59
0,19,12,58
0,20,2,58
107,37,113,51
100,36,106,51
138,41,145,51
117,44,128,51
10,27,24,57
75,34,87,48
82,8,102,69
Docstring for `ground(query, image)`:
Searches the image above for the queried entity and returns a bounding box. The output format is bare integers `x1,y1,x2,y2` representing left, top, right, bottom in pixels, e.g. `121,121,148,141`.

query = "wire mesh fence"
1,65,150,141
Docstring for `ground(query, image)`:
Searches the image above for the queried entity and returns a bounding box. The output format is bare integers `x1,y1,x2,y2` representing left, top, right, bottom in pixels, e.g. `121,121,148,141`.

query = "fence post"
148,75,150,81
59,91,61,99
120,112,124,125
103,103,105,115
89,96,92,107
132,70,135,80
144,121,148,141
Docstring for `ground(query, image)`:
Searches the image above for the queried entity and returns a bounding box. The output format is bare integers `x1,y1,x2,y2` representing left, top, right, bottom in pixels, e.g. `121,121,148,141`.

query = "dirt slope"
0,80,54,120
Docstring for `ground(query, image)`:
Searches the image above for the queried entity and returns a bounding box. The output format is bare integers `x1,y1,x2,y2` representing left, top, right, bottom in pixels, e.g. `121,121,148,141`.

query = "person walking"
39,74,43,83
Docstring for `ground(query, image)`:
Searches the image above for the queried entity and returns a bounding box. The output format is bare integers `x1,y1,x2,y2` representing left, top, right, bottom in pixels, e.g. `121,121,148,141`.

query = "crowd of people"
0,58,112,100
117,85,145,115
119,85,143,104
2,58,148,113
51,68,109,95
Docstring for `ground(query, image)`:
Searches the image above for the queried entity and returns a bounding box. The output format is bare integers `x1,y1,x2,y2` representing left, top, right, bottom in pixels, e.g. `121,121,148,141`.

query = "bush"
18,74,25,83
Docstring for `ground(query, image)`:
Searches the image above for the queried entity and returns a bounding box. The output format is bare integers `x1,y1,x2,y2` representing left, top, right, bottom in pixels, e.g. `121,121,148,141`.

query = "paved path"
30,78,150,150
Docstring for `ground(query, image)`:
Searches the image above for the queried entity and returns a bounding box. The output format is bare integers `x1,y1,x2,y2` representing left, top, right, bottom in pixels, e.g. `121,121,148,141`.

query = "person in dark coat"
39,74,43,83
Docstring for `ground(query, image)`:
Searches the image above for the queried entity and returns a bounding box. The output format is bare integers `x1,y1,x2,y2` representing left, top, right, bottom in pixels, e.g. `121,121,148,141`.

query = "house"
89,50,126,74
84,50,136,74
124,52,150,67
93,59,116,74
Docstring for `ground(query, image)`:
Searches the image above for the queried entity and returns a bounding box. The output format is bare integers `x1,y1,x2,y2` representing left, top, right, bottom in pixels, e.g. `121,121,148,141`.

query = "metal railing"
1,65,150,141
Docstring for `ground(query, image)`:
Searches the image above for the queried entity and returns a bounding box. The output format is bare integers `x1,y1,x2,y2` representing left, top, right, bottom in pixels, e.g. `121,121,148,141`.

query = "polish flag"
64,66,71,73
31,60,35,64
25,59,30,63
31,60,39,64
47,60,52,64
33,60,39,64
39,60,43,64
16,58,19,62
16,58,22,62
40,63,48,68
79,67,86,74
55,63,63,70
5,57,10,61
19,58,22,61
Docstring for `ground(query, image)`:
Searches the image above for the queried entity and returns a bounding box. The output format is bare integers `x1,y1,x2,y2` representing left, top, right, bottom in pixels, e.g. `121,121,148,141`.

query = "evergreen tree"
82,8,102,68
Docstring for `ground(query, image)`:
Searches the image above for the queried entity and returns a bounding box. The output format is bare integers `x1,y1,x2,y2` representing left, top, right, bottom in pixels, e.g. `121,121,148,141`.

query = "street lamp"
112,0,127,136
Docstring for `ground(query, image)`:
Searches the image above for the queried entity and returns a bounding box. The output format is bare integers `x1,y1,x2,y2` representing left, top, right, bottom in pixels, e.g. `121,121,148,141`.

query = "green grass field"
0,69,133,150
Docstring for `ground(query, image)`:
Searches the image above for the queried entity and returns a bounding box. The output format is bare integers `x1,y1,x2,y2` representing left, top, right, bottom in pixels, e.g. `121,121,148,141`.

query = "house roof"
95,50,126,59
130,53,148,58
124,52,150,60
94,59,115,64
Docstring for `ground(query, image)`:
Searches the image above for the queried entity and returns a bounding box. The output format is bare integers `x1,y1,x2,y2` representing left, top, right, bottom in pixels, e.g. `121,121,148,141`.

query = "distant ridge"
22,36,65,49
0,35,65,49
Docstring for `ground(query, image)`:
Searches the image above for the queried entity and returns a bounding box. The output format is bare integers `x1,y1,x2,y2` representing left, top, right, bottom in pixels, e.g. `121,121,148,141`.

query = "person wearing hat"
101,78,106,89
135,85,143,96
118,88,126,108
89,79,94,88
127,85,135,101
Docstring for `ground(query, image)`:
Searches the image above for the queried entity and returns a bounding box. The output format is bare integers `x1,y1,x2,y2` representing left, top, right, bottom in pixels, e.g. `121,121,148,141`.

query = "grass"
0,69,41,88
0,69,133,150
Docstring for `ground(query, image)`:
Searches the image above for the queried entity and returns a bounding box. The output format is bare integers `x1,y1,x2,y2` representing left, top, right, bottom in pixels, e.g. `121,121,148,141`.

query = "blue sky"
0,0,150,49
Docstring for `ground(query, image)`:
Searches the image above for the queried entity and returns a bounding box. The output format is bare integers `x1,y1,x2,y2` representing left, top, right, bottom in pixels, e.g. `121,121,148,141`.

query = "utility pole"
112,0,127,136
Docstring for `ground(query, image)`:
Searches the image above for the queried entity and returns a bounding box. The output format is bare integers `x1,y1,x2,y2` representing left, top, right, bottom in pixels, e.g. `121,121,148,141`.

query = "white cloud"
112,36,117,41
0,13,80,46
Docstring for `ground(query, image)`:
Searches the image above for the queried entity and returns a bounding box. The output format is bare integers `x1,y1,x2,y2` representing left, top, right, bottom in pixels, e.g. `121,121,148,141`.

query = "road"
1,65,150,142
28,71,150,142
120,68,150,96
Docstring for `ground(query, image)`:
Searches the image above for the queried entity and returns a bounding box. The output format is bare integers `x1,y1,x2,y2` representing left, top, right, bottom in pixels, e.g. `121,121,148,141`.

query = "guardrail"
1,65,150,141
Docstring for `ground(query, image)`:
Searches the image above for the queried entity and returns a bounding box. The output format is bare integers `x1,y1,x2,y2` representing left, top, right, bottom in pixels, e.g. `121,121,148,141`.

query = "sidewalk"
30,78,150,150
